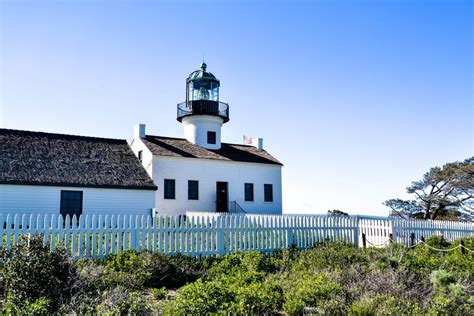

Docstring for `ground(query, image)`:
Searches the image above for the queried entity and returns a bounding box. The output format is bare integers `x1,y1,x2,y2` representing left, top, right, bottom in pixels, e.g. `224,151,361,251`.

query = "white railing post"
353,215,359,247
216,216,225,255
287,216,294,248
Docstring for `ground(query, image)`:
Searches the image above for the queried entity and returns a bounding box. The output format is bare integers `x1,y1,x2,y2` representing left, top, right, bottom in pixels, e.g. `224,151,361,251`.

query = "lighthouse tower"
177,63,229,150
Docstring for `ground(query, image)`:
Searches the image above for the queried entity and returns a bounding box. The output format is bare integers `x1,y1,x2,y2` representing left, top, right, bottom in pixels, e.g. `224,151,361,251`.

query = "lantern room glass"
188,81,219,102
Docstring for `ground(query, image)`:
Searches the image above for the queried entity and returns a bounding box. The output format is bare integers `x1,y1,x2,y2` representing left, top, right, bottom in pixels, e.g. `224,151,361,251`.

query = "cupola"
177,63,229,149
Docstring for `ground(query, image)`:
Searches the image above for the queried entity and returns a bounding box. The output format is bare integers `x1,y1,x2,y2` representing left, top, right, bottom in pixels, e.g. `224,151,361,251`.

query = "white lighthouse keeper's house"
131,63,283,215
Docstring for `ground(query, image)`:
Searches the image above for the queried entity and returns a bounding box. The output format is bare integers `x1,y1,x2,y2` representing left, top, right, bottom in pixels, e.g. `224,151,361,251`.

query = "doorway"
216,182,228,213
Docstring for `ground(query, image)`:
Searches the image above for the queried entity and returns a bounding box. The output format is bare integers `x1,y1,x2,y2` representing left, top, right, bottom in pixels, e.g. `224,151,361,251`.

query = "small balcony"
177,100,230,123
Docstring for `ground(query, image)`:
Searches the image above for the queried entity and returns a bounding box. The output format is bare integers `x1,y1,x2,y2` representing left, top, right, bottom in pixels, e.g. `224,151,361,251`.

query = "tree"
384,157,474,221
327,209,349,216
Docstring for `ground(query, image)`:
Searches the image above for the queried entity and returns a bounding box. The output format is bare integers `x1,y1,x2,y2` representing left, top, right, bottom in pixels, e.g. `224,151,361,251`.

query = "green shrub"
207,251,278,282
102,250,152,288
151,287,168,300
61,259,108,314
282,271,344,314
429,269,474,314
95,286,156,315
232,279,282,314
1,235,75,313
1,237,472,314
349,294,421,315
2,296,50,315
161,252,284,314
443,237,474,275
146,252,204,289
399,236,453,276
102,250,204,289
164,281,269,315
291,241,391,273
160,279,233,315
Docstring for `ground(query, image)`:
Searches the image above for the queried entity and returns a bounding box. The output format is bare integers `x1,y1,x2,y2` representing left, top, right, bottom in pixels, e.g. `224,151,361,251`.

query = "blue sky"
1,0,472,215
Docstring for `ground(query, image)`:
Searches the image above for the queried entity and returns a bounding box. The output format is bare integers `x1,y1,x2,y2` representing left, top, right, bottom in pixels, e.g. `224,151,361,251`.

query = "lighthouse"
131,62,283,215
176,63,229,150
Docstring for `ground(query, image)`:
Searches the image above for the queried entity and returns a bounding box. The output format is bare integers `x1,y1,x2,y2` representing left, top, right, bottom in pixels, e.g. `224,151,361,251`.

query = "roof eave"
0,181,158,191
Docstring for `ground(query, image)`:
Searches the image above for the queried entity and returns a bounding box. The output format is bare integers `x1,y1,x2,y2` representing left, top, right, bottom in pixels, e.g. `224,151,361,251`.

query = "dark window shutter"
264,184,273,202
244,183,254,201
164,179,176,199
207,131,216,144
60,190,83,219
188,180,199,200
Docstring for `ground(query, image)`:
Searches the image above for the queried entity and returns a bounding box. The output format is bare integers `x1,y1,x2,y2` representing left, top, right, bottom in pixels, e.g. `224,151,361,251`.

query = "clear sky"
1,0,472,215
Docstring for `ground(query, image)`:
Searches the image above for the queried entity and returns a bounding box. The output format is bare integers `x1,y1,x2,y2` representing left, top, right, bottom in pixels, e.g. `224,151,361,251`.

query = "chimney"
253,138,263,150
134,123,146,139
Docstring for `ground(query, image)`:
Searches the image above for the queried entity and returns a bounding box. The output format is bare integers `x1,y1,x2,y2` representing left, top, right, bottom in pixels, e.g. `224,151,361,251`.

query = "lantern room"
187,62,220,102
177,63,229,123
177,63,230,150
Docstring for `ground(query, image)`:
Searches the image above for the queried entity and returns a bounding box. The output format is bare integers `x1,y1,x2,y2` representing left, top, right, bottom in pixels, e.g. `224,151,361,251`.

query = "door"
216,182,228,213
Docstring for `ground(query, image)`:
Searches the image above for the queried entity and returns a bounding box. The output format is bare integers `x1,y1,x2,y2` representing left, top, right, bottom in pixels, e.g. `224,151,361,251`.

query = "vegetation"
0,235,473,314
385,157,474,221
327,209,349,216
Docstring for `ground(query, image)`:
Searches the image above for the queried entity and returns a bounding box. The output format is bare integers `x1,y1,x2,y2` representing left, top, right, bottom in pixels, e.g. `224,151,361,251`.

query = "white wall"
182,115,224,150
0,184,155,216
151,156,282,215
130,138,154,178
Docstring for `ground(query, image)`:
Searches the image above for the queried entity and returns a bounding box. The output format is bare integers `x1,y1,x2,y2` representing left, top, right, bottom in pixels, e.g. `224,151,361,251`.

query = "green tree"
327,209,349,216
385,157,474,221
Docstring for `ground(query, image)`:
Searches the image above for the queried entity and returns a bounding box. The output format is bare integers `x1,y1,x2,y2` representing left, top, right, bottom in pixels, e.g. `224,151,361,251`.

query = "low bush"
349,294,421,315
146,252,205,288
429,269,474,314
281,271,344,314
102,250,204,289
150,287,168,300
159,279,232,314
1,236,472,314
95,286,157,315
1,236,75,313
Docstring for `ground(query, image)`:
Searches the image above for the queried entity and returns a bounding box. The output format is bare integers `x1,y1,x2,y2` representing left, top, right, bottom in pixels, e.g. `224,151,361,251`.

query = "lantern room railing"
177,100,230,123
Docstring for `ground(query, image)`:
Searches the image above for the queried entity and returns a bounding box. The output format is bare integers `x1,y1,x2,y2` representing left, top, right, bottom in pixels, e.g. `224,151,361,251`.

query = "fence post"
362,233,367,248
287,218,294,249
410,232,415,247
216,216,225,255
460,240,465,255
353,216,359,248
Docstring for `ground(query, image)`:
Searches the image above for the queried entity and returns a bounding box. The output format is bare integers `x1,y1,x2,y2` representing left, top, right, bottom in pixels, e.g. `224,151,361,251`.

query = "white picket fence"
0,213,473,258
356,215,474,247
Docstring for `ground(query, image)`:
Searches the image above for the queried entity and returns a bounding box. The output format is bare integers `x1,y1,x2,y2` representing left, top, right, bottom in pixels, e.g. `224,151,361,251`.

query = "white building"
131,63,283,215
0,129,157,217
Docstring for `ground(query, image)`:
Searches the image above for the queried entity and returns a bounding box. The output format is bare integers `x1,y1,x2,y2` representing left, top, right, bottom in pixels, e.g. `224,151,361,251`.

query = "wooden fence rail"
0,213,472,258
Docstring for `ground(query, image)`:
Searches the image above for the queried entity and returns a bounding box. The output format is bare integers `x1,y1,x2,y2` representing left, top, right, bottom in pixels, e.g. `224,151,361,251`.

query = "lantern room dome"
187,62,220,84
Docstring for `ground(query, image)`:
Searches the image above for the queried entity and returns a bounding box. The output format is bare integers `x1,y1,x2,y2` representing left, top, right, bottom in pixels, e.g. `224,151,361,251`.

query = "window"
264,184,273,202
244,183,254,201
138,150,143,162
188,180,199,200
60,190,83,219
164,179,175,199
207,131,216,144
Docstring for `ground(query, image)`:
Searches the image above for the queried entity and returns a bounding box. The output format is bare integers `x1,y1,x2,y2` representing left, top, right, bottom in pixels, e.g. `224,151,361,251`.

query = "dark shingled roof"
0,128,157,190
142,135,283,165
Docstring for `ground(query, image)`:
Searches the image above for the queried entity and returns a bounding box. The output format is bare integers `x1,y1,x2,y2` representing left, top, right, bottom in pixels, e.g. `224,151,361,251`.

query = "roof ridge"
145,134,187,141
145,134,256,148
0,128,126,144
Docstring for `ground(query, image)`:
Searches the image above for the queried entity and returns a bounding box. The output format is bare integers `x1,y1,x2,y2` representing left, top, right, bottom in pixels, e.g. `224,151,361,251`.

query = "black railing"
229,201,246,214
177,100,229,123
